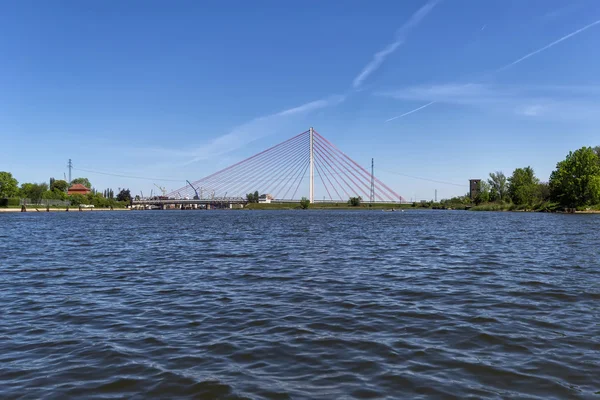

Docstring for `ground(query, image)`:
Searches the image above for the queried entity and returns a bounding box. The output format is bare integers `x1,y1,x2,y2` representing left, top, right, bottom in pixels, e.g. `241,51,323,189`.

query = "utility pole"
309,127,314,203
370,158,375,203
435,189,437,202
67,159,73,184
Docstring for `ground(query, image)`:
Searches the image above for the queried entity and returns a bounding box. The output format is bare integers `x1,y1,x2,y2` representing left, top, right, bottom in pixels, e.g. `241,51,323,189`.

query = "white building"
258,194,274,203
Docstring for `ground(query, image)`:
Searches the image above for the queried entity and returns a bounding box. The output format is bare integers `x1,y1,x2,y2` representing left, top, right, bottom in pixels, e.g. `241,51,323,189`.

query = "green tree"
299,197,310,209
0,172,19,198
69,194,87,206
508,167,539,206
20,182,49,203
42,189,67,200
536,182,551,202
116,189,132,205
348,196,362,207
51,179,69,192
488,171,508,202
71,177,92,189
246,191,260,203
549,147,600,208
441,195,471,207
474,181,491,205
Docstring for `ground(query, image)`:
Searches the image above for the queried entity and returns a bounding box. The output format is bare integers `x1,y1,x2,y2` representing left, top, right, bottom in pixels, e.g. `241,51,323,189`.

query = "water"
1,210,599,399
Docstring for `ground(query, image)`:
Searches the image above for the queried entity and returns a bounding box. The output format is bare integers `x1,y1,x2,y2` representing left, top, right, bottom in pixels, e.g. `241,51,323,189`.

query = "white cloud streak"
495,18,600,73
385,101,436,122
276,95,346,117
380,83,600,120
384,18,600,122
352,0,439,89
140,95,346,166
182,95,346,164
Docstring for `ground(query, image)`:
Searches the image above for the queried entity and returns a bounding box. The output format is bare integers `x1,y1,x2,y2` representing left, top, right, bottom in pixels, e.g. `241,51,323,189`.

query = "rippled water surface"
1,210,599,399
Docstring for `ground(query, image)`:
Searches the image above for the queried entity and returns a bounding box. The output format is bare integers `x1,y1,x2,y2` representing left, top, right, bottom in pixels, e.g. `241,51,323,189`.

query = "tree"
69,194,87,206
71,177,92,189
474,181,490,205
348,196,362,207
20,182,49,203
549,147,600,208
508,167,539,206
51,179,69,192
116,189,132,205
441,195,471,207
536,182,551,202
299,197,310,209
488,171,507,202
246,191,260,203
0,172,19,198
43,188,67,200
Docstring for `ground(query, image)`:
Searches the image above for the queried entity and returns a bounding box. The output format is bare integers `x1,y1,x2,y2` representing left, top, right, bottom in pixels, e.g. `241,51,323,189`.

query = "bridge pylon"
309,127,314,203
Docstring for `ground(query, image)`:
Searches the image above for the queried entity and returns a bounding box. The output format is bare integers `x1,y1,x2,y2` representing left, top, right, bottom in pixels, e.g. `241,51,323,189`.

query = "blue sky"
1,0,599,201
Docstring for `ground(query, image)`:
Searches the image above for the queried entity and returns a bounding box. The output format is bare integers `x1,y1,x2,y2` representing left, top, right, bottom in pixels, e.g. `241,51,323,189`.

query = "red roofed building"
68,183,91,195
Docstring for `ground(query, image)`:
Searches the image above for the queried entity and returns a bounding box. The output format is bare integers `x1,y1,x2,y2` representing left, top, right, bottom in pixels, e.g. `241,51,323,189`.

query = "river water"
1,210,599,399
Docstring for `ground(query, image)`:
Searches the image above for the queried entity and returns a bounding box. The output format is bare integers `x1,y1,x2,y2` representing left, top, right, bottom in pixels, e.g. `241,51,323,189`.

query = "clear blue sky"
1,0,599,200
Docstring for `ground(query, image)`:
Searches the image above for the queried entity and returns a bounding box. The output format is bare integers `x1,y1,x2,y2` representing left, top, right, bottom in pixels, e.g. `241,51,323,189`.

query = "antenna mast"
370,158,375,203
67,159,73,184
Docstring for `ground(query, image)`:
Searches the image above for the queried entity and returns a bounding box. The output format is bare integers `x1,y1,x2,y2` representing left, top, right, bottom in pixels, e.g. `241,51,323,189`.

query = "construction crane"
154,184,167,197
186,180,200,200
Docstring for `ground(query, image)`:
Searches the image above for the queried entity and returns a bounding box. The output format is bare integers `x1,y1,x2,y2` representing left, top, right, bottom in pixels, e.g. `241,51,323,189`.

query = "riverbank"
0,207,129,213
469,201,600,213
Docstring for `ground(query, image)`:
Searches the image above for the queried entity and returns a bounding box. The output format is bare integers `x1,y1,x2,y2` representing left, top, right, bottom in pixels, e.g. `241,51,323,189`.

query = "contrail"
495,18,600,73
385,18,600,122
385,101,436,122
352,0,439,89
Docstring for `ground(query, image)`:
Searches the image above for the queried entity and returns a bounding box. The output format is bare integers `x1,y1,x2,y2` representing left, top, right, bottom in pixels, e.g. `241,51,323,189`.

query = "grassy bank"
0,207,129,213
1,205,128,210
468,201,600,212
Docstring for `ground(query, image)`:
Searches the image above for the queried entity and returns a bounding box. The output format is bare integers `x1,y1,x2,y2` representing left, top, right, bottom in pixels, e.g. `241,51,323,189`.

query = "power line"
377,168,467,187
73,167,184,183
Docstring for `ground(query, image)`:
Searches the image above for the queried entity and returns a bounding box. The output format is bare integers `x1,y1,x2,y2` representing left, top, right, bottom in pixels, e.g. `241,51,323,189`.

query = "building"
469,179,481,200
258,194,274,204
67,183,91,196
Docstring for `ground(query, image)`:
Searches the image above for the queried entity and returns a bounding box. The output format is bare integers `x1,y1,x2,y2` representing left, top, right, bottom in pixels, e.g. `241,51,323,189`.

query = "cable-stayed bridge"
134,128,404,208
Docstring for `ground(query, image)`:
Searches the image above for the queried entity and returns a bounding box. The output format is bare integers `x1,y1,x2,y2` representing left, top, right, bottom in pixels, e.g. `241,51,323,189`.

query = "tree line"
445,145,600,210
0,172,132,207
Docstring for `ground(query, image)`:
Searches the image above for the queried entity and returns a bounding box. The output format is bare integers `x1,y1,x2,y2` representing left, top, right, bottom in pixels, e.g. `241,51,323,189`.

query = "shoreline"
0,207,130,213
2,207,599,214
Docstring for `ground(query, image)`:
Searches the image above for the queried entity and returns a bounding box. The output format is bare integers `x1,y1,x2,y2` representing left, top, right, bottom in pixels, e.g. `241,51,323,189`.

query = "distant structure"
370,158,375,203
68,183,91,196
258,194,274,204
67,159,73,185
469,179,481,200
